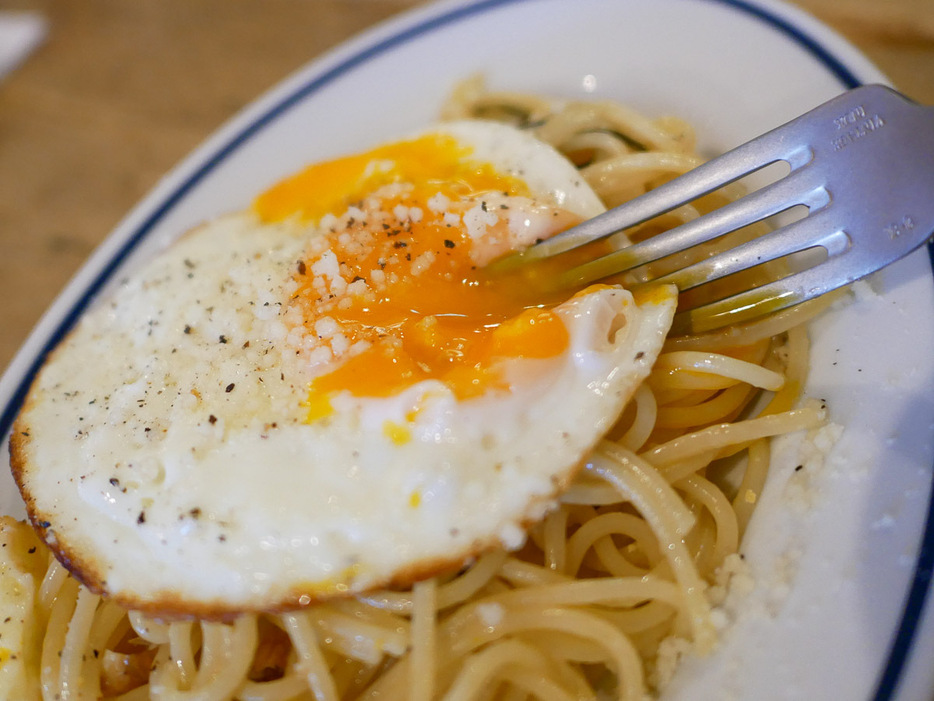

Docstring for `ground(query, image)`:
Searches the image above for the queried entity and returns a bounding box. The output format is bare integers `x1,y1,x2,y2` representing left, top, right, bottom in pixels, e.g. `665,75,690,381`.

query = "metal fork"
497,85,934,335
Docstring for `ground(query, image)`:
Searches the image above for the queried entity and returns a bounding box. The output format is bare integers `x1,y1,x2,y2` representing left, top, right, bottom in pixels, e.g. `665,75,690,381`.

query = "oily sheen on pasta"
1,82,833,700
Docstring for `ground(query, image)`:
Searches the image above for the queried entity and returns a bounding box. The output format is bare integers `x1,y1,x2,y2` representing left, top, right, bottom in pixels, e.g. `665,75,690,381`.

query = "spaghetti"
5,80,833,700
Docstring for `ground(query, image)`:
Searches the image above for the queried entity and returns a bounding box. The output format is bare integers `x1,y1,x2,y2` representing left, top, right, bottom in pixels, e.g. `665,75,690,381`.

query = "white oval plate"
2,1,932,699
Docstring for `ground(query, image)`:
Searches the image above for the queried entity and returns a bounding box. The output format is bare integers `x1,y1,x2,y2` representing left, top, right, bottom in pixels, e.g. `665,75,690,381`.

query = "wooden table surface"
0,0,932,372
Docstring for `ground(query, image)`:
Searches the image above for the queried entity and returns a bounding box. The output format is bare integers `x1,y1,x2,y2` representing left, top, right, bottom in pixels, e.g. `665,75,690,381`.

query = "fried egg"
11,120,676,616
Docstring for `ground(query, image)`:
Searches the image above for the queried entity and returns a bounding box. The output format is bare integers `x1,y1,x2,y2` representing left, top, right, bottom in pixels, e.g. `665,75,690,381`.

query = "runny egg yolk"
254,133,582,422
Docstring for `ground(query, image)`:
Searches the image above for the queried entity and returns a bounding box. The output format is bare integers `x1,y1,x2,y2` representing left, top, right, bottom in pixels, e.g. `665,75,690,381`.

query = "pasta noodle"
11,79,831,700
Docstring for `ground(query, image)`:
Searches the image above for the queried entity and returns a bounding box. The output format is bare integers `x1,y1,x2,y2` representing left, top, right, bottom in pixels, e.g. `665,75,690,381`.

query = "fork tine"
669,251,870,335
552,167,829,289
514,122,815,262
650,209,849,291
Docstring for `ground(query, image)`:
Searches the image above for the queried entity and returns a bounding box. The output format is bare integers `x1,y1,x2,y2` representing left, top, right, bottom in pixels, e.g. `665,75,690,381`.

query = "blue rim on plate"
0,1,930,698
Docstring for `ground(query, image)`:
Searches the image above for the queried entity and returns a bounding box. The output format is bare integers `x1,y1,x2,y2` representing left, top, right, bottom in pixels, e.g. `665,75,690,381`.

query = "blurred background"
0,0,931,371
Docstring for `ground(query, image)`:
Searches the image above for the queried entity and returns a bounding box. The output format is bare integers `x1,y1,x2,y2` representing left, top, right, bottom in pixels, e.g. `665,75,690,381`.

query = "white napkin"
0,11,47,81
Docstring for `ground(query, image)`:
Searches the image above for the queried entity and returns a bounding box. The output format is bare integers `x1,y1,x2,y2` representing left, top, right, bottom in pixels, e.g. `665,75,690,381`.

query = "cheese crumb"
462,204,498,240
427,193,451,213
476,602,505,627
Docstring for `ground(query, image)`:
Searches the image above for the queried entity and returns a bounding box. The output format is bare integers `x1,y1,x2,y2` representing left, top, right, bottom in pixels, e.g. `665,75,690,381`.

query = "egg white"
11,121,676,615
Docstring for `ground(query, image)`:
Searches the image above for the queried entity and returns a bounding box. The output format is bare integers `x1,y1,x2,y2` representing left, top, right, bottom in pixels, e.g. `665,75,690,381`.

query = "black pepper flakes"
184,325,192,335
443,239,456,249
297,260,307,275
219,335,228,344
208,415,218,425
225,383,235,393
137,511,146,525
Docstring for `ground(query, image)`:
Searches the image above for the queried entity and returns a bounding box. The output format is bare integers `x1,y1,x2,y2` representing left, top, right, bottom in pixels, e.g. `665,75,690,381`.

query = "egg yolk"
254,133,581,421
